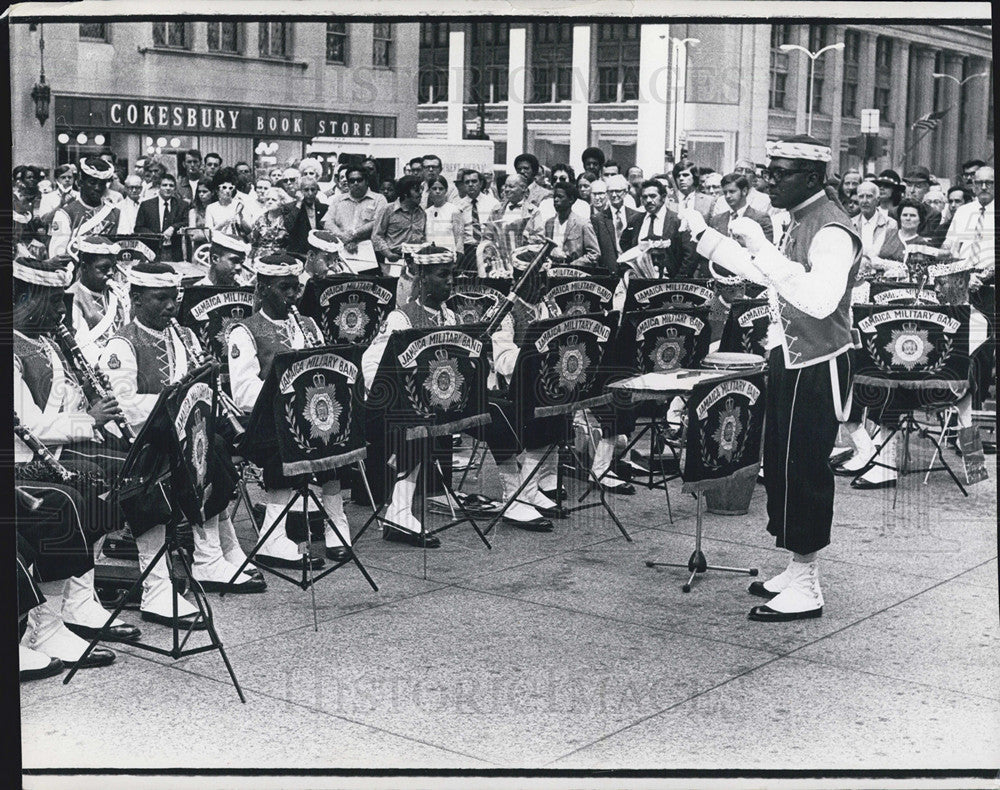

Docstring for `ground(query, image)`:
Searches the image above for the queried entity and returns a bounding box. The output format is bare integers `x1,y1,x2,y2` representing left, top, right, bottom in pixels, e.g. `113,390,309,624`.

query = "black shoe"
850,478,897,490
540,486,568,501
533,503,567,519
62,647,117,668
255,553,325,570
599,479,635,495
501,515,554,532
833,459,873,476
141,611,209,631
382,524,441,548
102,535,139,562
325,546,353,562
828,448,854,467
64,621,142,643
20,656,64,682
193,576,268,594
983,440,997,455
748,604,823,622
747,581,780,600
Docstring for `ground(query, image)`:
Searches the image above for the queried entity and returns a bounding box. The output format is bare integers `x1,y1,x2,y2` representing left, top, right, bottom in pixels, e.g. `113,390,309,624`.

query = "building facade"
12,20,421,177
417,21,993,181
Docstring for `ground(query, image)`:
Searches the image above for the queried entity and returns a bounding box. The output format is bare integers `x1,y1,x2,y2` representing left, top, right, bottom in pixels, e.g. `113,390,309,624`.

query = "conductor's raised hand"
728,216,768,256
677,207,707,238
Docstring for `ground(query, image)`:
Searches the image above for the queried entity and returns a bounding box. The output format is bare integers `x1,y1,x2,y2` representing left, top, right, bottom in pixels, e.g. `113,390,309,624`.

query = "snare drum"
701,351,766,373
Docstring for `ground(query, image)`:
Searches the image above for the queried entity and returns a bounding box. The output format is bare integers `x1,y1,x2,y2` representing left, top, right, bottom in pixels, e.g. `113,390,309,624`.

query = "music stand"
544,275,617,316
868,281,940,306
481,311,631,540
622,276,716,313
63,363,246,701
361,323,495,577
646,371,766,592
590,305,712,511
299,274,397,347
852,304,974,502
447,277,511,324
229,344,380,626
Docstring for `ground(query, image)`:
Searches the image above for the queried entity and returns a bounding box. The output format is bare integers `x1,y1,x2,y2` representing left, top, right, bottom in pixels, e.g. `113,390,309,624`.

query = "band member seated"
14,255,138,665
228,253,352,566
306,229,348,277
48,157,121,257
361,245,556,547
846,253,991,490
680,135,861,622
193,232,251,287
18,533,69,681
66,235,132,364
101,262,266,622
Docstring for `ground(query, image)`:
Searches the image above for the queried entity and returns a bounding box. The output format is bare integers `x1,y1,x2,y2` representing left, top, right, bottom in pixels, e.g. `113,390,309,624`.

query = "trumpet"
14,412,77,483
288,305,326,348
54,324,137,444
168,318,247,440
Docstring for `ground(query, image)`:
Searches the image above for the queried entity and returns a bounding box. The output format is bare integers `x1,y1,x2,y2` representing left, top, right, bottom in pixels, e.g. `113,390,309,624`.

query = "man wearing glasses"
421,154,460,207
945,166,994,290
458,170,500,270
680,135,861,623
322,165,388,268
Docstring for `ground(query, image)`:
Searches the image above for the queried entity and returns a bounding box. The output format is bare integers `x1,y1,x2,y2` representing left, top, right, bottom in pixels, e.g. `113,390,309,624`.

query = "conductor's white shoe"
749,561,824,622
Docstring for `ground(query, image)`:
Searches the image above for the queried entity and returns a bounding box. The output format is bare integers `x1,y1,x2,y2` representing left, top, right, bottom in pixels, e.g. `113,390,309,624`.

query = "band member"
361,246,556,546
305,229,348,277
681,135,861,622
14,255,139,665
101,262,265,623
66,236,132,364
228,254,351,567
49,157,121,257
193,232,251,287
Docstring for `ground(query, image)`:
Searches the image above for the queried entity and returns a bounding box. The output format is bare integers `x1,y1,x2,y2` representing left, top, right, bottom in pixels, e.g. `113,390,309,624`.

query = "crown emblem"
566,333,579,346
664,326,679,338
313,372,327,388
347,293,361,304
434,348,449,362
670,293,685,303
724,397,735,412
901,321,919,333
231,307,245,320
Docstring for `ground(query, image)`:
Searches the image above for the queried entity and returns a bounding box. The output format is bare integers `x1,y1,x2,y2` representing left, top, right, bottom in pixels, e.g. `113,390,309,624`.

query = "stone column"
569,24,592,167
960,56,991,166
446,25,465,141
636,23,671,176
791,25,810,135
827,26,846,162
890,39,910,171
935,52,964,178
910,47,937,170
506,24,528,169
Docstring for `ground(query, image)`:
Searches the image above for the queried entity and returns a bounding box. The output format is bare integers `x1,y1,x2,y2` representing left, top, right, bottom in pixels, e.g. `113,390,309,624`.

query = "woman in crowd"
576,172,596,204
871,198,931,280
186,177,216,251
249,187,291,258
875,169,904,213
424,174,464,251
205,167,251,239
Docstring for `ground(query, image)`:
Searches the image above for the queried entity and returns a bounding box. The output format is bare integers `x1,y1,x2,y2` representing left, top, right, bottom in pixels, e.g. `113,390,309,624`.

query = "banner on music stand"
619,305,712,374
242,345,367,476
544,276,617,316
853,304,971,390
448,277,511,325
682,372,766,493
718,298,770,357
179,285,255,361
509,312,616,418
868,281,940,305
299,275,396,346
623,277,715,313
369,324,490,439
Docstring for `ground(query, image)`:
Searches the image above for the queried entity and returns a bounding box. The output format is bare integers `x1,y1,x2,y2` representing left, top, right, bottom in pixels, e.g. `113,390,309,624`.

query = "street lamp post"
780,42,845,137
670,37,699,161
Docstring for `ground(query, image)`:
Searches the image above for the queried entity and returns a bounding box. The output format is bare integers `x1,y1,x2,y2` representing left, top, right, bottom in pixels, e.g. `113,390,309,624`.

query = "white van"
306,136,496,190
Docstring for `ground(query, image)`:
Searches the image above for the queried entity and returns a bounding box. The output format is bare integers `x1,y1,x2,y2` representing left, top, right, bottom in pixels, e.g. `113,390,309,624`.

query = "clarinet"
480,239,558,339
288,305,325,348
167,318,247,440
13,413,77,483
54,324,137,444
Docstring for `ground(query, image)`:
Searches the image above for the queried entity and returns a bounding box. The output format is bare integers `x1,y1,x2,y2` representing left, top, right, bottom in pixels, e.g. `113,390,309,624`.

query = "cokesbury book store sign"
53,95,397,140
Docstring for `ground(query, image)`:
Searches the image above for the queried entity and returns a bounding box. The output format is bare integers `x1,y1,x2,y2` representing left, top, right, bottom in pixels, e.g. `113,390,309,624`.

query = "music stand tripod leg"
305,485,379,591
223,489,305,594
428,459,492,550
568,443,632,542
353,459,387,543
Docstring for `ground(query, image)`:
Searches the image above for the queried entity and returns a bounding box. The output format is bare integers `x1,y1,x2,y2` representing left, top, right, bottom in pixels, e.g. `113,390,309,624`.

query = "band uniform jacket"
619,206,696,278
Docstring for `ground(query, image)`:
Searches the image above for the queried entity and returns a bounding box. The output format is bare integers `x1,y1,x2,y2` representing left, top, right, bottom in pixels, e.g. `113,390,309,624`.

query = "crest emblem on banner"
700,397,748,469
303,372,343,444
884,322,931,371
212,306,247,347
649,327,683,371
424,349,465,409
564,292,590,316
334,294,369,342
555,336,591,391
189,408,209,487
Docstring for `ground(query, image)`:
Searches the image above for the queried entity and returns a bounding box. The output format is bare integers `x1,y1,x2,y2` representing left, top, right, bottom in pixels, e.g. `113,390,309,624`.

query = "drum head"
701,351,766,371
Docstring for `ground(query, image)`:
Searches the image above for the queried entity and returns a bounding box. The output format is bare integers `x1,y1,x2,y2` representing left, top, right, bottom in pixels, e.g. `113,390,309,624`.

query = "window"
841,29,860,118
812,78,824,114
419,23,449,104
468,23,510,103
325,22,348,64
769,25,791,110
207,22,240,54
258,22,290,58
152,22,189,49
373,22,394,67
594,23,641,103
79,23,108,41
530,23,572,103
873,37,892,118
807,25,829,113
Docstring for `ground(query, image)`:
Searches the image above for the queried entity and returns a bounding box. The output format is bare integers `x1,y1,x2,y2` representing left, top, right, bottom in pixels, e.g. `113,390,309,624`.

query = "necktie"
614,210,624,238
644,213,657,240
471,197,481,242
967,205,986,269
161,198,171,230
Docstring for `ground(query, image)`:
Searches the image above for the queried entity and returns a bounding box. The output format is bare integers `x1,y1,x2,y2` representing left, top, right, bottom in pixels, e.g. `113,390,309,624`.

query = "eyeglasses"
347,177,366,183
973,179,994,187
763,167,810,183
734,167,755,175
608,189,626,195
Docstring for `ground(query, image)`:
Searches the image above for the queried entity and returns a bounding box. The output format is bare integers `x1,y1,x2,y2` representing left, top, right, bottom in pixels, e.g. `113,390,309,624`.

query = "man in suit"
176,149,203,204
700,173,776,277
589,180,619,273
668,161,715,219
903,166,946,245
852,180,897,275
134,172,188,262
281,175,329,255
603,174,643,255
620,179,695,277
524,182,600,267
